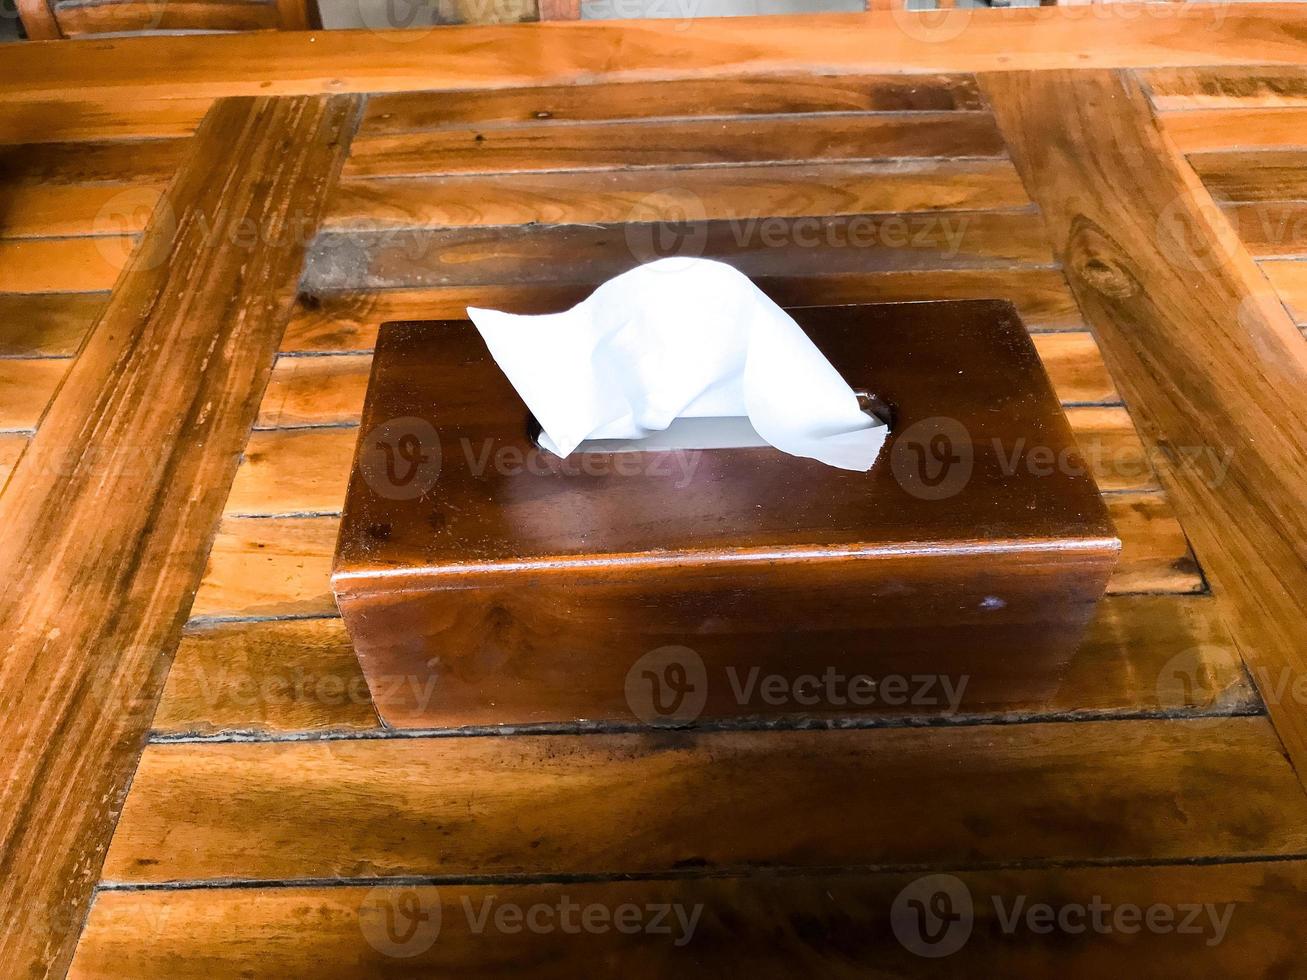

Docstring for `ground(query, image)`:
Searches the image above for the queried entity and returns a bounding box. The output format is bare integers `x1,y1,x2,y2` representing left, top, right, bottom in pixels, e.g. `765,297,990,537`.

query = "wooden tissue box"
332,301,1119,729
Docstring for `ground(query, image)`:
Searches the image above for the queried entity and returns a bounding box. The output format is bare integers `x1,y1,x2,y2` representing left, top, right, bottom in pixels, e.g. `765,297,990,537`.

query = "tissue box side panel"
337,544,1116,728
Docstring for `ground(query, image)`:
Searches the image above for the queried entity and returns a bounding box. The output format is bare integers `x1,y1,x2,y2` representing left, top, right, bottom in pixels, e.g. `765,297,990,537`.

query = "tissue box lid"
332,301,1116,595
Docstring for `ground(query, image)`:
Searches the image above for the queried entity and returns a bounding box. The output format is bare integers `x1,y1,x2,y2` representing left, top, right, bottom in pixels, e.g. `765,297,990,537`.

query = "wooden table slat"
0,94,362,978
325,159,1032,232
343,112,1008,179
0,292,109,358
303,210,1055,292
0,98,213,146
359,74,987,134
68,859,1307,976
104,717,1300,886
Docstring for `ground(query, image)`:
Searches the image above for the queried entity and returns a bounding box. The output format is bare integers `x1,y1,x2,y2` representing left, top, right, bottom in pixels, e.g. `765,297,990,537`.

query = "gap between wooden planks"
0,95,361,979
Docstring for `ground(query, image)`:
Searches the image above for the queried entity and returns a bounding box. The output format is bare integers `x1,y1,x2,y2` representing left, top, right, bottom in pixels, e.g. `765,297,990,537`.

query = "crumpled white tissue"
466,258,886,471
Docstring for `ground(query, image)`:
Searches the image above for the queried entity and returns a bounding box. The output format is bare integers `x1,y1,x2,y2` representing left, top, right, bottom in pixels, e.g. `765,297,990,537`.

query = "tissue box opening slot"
565,415,771,455
529,390,893,457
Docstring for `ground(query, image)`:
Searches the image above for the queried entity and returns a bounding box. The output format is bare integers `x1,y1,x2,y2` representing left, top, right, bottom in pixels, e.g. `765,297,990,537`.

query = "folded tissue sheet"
466,258,887,472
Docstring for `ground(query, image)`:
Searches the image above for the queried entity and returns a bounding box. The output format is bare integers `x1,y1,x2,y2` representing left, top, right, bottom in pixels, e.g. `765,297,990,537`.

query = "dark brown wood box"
332,300,1119,729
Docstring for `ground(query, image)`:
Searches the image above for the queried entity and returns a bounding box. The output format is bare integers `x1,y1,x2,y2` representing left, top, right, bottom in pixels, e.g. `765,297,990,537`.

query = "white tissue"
466,258,887,471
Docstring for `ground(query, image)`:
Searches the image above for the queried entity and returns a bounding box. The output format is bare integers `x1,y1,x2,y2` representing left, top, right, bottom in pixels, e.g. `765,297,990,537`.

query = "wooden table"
1,7,1305,975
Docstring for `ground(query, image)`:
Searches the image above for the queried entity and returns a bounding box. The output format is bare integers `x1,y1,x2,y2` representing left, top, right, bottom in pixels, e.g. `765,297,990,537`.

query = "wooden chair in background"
15,0,320,39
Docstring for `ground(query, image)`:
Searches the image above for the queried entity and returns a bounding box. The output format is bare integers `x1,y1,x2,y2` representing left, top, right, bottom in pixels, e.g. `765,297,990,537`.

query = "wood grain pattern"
283,270,1084,352
0,293,107,358
67,859,1307,977
983,69,1307,786
358,74,987,134
256,354,373,429
325,159,1031,231
256,331,1112,431
188,491,1200,622
1260,258,1307,324
0,139,187,186
0,238,139,294
0,432,27,487
192,516,343,619
342,113,1007,178
15,0,60,39
1221,202,1307,258
1033,332,1118,404
227,424,359,516
0,182,166,239
0,99,211,146
0,357,67,432
1190,149,1307,201
1106,493,1203,593
302,211,1054,291
337,304,1119,729
1161,107,1307,153
0,6,1291,106
52,0,280,35
0,95,360,979
153,594,1250,738
1144,65,1307,110
156,617,380,736
1066,406,1160,492
103,716,1302,885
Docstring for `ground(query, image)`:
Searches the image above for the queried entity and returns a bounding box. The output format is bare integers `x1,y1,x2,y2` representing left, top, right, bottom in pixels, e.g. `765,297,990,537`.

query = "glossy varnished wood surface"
984,69,1307,788
331,305,1119,726
1,39,1304,979
104,717,1302,886
0,95,360,977
337,304,1112,573
68,860,1307,977
0,6,1302,106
